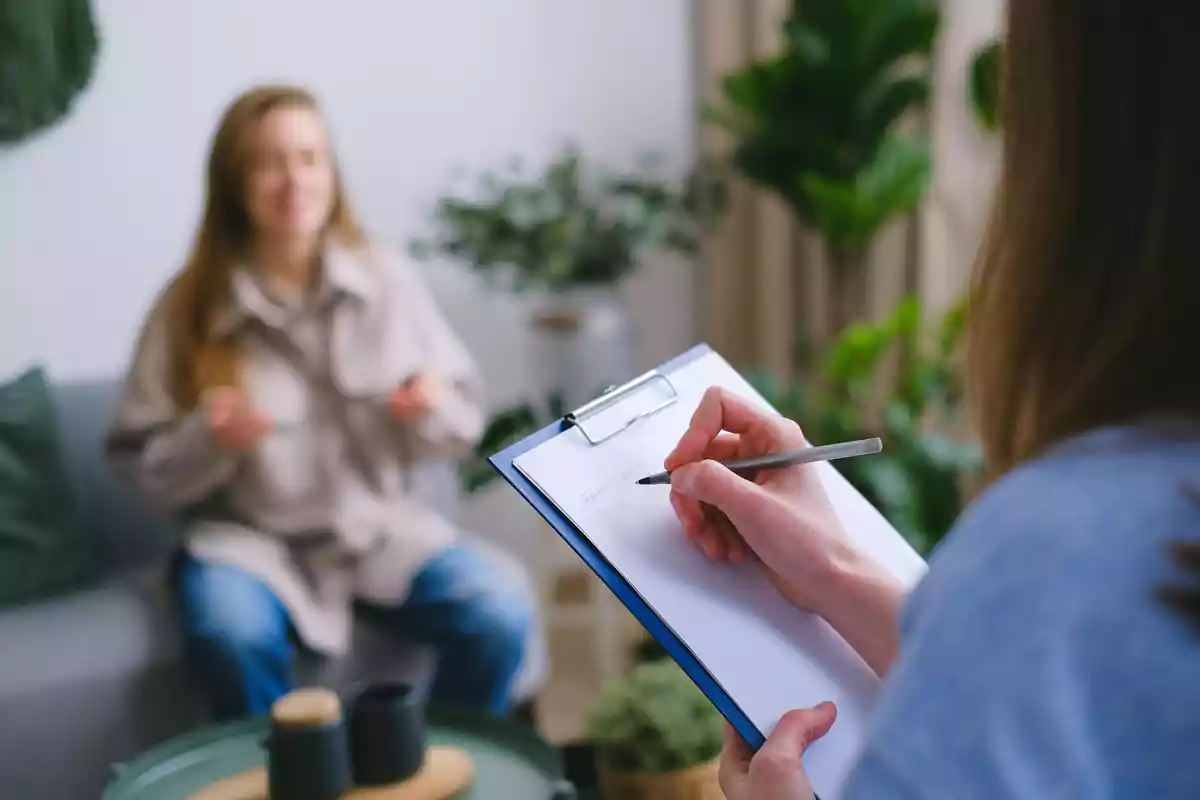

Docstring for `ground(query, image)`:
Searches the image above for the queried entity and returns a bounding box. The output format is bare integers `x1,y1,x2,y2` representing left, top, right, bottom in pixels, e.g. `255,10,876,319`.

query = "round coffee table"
103,705,577,799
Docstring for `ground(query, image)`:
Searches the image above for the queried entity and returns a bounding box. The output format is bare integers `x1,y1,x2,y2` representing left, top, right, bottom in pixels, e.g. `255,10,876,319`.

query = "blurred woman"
106,85,531,721
666,3,1200,797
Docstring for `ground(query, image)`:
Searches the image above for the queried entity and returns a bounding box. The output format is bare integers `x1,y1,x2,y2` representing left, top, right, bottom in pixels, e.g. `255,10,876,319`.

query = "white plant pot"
529,286,638,413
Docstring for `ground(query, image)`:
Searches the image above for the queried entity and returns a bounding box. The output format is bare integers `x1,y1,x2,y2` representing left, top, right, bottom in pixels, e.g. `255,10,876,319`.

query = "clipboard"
490,343,926,797
490,344,767,742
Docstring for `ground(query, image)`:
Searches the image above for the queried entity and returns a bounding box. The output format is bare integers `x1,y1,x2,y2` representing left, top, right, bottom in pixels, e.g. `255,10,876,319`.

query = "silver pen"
635,437,883,486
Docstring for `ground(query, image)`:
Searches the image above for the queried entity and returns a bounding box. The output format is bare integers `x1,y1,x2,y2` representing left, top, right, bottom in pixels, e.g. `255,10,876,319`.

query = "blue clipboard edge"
488,343,768,752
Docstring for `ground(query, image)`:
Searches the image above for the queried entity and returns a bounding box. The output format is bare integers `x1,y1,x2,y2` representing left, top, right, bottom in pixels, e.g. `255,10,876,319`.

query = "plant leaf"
857,74,931,149
969,37,1003,132
857,0,940,77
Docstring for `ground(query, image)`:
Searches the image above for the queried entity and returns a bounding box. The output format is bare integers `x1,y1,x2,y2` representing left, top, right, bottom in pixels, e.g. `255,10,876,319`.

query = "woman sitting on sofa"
105,84,531,722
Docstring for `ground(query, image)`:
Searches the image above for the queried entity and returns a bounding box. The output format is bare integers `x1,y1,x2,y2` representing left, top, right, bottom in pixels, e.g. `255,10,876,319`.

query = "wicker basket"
596,758,722,800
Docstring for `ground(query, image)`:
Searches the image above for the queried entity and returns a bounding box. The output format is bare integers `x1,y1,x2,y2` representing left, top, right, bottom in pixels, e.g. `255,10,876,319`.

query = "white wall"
0,0,698,412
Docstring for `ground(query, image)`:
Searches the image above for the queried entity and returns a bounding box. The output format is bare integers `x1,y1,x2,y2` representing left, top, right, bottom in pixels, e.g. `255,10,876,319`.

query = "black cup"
265,718,351,800
347,681,427,786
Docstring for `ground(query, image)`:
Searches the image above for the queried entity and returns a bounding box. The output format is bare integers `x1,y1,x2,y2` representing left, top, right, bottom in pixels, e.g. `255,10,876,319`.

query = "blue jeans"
171,543,531,722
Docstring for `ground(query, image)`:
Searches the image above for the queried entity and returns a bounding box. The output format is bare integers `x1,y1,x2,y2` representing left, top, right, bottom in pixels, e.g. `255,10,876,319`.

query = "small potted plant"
412,145,722,410
584,659,725,800
411,145,719,292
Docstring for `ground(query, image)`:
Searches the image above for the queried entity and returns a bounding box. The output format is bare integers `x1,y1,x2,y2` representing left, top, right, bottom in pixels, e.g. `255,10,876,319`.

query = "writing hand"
387,373,440,422
718,702,837,800
664,386,857,612
203,387,273,453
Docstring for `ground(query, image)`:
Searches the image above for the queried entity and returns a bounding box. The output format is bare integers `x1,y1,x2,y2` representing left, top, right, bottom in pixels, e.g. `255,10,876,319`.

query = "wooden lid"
269,688,342,729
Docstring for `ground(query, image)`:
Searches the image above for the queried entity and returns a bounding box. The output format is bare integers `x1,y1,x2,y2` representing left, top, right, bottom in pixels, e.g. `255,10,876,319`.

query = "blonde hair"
163,84,363,409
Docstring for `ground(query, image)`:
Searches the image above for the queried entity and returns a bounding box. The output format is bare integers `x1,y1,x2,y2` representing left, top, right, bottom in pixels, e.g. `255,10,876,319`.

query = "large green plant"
585,659,723,774
411,147,722,291
706,0,940,265
750,297,980,555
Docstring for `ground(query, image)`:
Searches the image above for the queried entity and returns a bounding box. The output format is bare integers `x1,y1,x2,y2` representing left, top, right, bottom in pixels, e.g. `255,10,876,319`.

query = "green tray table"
104,706,577,800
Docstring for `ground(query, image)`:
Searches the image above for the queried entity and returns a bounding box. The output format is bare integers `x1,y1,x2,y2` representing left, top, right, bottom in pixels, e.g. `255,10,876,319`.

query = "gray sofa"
0,379,547,799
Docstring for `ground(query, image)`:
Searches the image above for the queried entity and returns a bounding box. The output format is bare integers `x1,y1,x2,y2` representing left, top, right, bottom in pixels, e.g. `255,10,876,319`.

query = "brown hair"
967,4,1200,621
162,84,363,409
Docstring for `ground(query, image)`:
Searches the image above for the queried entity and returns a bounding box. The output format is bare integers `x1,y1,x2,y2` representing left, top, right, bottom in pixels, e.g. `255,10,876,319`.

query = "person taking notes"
667,3,1200,797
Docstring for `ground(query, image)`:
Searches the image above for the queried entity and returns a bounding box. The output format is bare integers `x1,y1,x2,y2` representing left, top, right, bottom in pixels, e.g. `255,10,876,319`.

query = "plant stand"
529,287,638,413
527,288,640,696
533,521,631,689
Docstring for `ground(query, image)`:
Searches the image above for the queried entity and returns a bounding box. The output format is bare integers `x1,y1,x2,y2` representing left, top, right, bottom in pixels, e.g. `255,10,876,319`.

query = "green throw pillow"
0,366,92,608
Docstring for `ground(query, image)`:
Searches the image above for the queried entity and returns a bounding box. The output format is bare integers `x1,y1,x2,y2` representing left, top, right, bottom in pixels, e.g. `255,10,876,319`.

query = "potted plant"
705,0,941,335
412,147,722,410
585,659,725,800
750,296,981,555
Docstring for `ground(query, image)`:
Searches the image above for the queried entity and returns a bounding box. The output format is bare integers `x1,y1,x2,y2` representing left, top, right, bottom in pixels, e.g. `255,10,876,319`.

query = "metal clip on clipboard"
564,368,680,445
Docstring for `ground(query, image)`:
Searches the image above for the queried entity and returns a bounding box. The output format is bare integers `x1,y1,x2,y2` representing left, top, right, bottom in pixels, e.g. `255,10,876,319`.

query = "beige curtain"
694,0,1001,379
920,0,1004,316
694,0,919,381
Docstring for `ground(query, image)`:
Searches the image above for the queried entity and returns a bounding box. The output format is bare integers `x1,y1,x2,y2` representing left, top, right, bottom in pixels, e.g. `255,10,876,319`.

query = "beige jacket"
105,240,486,655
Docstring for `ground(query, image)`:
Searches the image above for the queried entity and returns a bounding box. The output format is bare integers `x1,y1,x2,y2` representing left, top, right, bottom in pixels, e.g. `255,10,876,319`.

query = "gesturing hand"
664,386,857,612
719,703,837,800
388,373,440,422
203,387,273,453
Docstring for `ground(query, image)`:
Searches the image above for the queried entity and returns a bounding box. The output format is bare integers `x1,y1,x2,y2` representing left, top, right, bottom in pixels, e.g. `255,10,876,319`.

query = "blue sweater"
842,419,1200,798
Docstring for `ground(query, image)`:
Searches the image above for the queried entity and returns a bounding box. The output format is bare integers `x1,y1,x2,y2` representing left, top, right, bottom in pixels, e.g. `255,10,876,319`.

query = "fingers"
666,388,756,469
670,490,746,563
243,412,273,438
665,387,805,470
391,375,440,420
389,388,424,420
671,459,766,523
717,722,752,796
228,410,273,449
720,721,752,768
702,433,743,463
207,389,272,451
702,502,747,563
403,373,439,399
205,387,244,428
761,703,837,762
670,492,725,560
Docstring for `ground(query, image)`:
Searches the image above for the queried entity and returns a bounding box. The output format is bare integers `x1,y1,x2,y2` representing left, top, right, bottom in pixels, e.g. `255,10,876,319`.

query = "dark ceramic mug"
347,681,427,786
264,716,351,800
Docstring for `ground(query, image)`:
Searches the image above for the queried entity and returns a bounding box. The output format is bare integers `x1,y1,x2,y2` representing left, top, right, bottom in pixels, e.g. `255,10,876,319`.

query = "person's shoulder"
125,271,188,357
932,420,1200,579
358,238,435,290
844,420,1200,797
893,419,1200,670
325,236,423,296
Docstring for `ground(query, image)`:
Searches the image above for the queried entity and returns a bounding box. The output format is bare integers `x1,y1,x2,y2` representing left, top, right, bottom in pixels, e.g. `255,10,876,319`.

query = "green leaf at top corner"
969,38,1003,132
857,0,941,76
856,74,931,145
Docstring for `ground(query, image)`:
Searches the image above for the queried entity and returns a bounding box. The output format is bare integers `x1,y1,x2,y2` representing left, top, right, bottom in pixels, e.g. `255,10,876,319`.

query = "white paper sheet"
513,349,928,798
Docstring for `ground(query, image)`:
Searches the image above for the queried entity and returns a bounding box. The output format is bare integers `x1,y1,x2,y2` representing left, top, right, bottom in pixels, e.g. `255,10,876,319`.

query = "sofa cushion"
0,571,183,696
0,366,95,608
51,378,182,572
